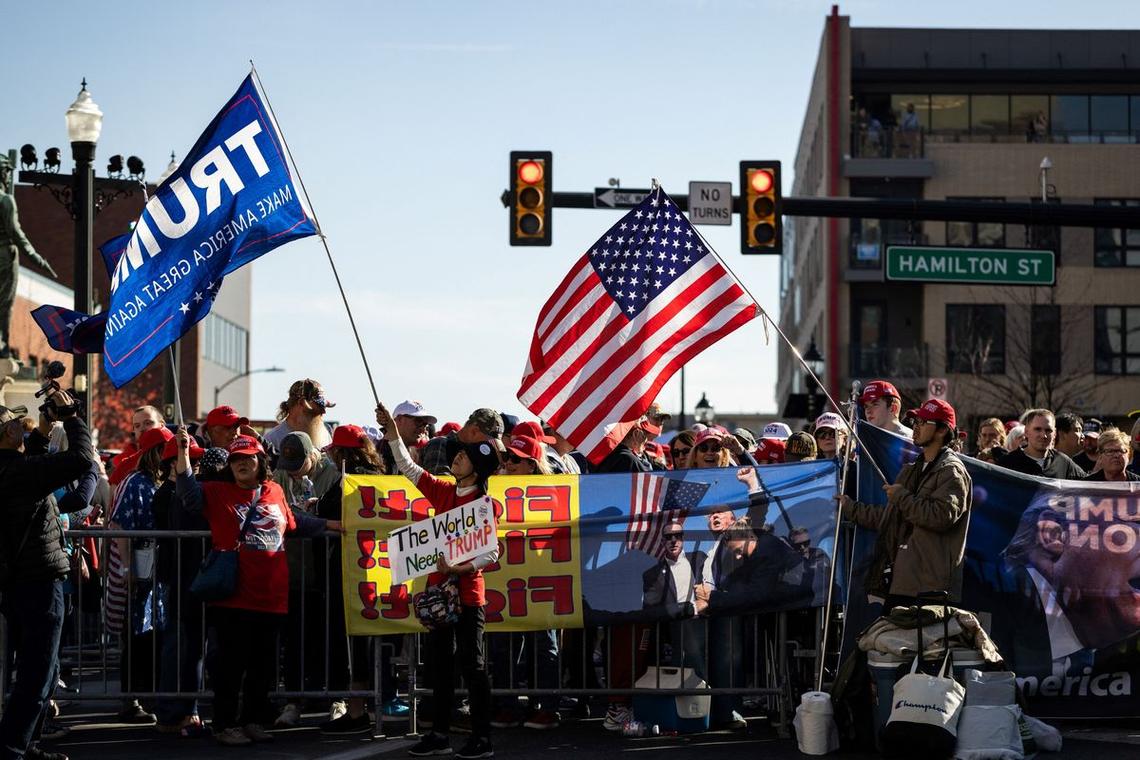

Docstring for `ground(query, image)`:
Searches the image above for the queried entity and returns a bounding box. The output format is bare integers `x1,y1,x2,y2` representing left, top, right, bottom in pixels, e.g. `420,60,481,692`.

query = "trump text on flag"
387,497,498,584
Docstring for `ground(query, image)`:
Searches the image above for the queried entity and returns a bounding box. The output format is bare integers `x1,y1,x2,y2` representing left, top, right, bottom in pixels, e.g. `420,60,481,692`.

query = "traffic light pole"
519,191,1138,228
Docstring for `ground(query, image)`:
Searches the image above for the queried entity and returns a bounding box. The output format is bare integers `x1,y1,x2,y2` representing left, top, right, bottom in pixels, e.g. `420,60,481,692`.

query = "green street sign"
886,246,1055,286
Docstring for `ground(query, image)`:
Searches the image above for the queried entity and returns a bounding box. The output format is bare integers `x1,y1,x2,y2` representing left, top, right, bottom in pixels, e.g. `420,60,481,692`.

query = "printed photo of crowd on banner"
4,63,1140,760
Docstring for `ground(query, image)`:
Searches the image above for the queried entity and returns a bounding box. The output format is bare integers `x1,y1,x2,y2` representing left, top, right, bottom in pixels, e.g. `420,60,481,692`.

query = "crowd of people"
2,372,1138,760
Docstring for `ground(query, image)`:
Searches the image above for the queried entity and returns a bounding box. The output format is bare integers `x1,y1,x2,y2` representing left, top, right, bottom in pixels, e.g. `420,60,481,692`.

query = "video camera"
35,360,81,420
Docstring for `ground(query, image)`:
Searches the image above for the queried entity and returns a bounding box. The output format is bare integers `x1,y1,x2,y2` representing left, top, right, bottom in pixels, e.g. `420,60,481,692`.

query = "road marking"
314,737,415,759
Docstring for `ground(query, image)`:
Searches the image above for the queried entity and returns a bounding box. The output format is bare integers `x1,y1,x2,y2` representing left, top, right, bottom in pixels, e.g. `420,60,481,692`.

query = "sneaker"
329,700,348,722
490,708,521,729
274,703,301,727
381,698,411,722
40,722,70,741
243,723,274,742
603,703,633,731
713,711,748,730
455,735,494,760
408,731,452,756
523,709,560,730
117,700,156,725
320,713,372,736
26,748,69,760
214,727,252,746
48,700,60,719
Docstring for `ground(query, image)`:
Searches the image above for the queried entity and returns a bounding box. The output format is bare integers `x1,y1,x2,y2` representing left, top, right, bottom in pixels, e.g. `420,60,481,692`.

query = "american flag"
516,186,759,463
626,474,710,559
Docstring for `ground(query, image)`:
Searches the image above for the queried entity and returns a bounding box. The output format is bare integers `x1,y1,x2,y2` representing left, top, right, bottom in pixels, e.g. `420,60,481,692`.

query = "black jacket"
1084,469,1140,482
1001,448,1086,480
706,533,812,614
641,550,706,620
0,417,94,586
595,444,651,474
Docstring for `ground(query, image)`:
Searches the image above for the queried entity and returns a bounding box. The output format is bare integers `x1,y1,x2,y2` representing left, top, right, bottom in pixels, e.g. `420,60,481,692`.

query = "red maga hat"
205,405,248,428
860,380,900,405
907,399,957,429
137,426,174,454
330,424,367,449
512,420,556,444
506,436,543,462
227,435,265,457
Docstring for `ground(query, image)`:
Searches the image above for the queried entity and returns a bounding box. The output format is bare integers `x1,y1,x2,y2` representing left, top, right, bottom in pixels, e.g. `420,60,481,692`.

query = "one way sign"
594,187,652,209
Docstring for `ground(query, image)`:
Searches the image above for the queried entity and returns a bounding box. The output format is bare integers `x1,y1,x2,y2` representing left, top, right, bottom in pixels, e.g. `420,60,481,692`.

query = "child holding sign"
376,402,500,760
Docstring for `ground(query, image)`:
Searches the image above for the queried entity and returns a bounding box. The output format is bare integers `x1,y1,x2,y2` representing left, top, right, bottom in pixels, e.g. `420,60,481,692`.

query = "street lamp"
803,337,825,420
65,79,103,423
694,392,714,426
214,366,285,409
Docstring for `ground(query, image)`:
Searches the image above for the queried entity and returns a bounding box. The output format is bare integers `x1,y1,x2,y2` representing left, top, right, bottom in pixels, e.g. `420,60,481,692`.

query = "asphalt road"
42,702,1140,760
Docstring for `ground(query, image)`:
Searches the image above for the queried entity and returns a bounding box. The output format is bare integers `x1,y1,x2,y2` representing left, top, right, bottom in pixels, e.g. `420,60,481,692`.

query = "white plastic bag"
954,704,1024,759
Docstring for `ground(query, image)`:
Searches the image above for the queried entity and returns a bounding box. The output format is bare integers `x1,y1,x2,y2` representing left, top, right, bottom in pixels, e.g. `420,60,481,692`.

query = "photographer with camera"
0,385,93,760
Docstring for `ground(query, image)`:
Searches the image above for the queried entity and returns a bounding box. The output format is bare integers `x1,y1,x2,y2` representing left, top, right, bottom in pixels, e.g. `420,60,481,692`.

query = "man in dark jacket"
0,391,93,760
1002,409,1086,480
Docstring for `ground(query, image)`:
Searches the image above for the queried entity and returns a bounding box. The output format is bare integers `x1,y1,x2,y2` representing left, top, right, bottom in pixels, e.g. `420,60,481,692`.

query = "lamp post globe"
694,392,715,426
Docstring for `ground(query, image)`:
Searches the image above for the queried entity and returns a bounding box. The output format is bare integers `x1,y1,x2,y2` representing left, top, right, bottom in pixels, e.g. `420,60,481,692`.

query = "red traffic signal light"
510,151,552,246
740,161,781,255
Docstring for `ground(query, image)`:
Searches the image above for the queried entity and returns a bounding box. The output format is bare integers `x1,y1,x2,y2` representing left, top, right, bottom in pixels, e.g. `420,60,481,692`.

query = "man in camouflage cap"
419,407,503,475
0,155,58,357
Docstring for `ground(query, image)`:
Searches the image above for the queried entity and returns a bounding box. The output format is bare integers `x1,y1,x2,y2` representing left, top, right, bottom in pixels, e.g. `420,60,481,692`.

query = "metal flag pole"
683,213,890,485
247,61,381,407
168,344,184,426
814,380,860,693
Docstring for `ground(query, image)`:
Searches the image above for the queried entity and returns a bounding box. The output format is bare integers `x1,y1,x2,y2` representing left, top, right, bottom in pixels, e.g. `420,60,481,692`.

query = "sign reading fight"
387,496,497,584
103,75,316,386
343,474,584,634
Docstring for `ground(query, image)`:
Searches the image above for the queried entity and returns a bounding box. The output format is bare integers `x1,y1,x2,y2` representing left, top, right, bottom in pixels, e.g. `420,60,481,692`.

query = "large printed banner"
857,422,1140,718
342,461,839,635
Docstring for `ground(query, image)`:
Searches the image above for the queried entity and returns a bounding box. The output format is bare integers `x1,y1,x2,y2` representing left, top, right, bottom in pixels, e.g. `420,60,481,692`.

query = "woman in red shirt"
172,429,342,747
376,402,499,760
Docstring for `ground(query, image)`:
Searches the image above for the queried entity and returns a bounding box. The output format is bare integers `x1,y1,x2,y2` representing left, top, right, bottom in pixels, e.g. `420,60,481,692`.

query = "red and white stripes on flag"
517,187,759,464
626,473,685,559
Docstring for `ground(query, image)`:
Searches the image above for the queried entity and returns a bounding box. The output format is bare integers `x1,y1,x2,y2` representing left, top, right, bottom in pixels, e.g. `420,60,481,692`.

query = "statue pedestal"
0,358,42,414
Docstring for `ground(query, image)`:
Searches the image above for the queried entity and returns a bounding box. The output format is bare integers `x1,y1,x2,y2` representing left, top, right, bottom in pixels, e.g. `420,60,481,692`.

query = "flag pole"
247,62,381,408
814,379,860,693
683,214,890,485
168,344,184,426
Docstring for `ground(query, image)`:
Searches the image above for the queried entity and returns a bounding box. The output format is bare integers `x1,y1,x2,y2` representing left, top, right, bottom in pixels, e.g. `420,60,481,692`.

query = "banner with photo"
856,422,1140,718
342,460,839,635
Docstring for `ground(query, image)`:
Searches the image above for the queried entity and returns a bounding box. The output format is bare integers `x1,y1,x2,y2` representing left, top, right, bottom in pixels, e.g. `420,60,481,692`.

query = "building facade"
779,12,1140,432
6,158,253,447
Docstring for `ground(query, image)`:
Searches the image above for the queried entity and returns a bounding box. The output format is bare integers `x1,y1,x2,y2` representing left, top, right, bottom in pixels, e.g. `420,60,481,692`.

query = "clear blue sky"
6,1,1137,429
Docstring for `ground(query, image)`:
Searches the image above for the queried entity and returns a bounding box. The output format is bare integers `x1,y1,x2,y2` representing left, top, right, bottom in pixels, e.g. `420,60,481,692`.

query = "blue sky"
6,1,1136,429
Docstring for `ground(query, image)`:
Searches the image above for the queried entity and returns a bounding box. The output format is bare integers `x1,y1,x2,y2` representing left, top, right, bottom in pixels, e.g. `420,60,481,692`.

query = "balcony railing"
850,343,929,380
850,125,925,158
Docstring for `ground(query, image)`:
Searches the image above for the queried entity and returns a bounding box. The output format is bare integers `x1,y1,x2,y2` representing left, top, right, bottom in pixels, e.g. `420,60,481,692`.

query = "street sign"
928,377,949,400
886,246,1055,286
687,181,732,226
594,187,651,209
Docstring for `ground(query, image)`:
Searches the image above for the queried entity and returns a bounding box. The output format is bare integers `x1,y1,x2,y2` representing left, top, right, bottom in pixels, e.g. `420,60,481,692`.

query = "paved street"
43,701,1140,760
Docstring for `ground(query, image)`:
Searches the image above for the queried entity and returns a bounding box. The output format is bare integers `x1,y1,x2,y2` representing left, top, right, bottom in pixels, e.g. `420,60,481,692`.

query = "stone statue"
0,155,58,358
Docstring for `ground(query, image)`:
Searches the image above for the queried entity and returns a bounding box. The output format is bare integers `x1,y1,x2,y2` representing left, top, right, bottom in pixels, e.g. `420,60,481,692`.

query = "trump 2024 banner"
103,75,316,386
342,461,838,634
857,422,1140,719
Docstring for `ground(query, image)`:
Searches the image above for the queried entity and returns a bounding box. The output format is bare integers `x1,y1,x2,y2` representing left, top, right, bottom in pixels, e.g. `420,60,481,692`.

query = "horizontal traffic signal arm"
498,191,1139,228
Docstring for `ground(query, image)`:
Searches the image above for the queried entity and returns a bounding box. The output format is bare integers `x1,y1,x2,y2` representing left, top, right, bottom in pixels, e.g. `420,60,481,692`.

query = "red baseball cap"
330,424,367,449
693,428,726,448
205,405,248,428
638,418,663,437
907,399,957,429
512,420,556,444
755,437,786,464
437,421,461,437
506,436,543,462
137,426,174,453
162,436,203,461
227,435,265,457
860,380,900,406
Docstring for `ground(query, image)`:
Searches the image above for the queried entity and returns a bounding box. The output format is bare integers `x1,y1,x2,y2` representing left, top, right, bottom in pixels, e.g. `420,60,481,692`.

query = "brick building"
778,11,1140,433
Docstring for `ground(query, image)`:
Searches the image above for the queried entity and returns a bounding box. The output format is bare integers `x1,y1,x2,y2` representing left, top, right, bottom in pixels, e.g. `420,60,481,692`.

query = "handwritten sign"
387,496,497,584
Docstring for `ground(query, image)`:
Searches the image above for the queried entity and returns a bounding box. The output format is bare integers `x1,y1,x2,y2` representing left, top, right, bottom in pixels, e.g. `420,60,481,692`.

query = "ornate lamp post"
64,81,103,422
694,392,715,426
803,337,825,421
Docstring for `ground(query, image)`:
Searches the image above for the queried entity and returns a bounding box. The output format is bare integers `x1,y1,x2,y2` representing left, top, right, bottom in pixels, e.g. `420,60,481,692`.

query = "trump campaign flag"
517,186,759,463
102,74,316,386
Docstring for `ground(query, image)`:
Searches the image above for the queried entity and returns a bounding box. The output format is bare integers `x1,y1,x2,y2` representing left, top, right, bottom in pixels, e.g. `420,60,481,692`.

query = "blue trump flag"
30,305,107,354
103,74,316,386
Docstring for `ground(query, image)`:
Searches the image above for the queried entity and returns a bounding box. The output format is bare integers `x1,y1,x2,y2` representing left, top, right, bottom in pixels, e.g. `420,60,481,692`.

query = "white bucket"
793,691,839,755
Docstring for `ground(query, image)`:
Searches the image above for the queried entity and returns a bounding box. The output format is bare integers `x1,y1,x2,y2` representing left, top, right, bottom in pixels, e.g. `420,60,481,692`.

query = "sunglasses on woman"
672,447,691,459
696,441,722,454
505,454,533,465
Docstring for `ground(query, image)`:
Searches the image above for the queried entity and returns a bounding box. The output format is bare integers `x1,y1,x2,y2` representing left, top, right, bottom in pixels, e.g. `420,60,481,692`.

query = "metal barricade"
4,529,828,738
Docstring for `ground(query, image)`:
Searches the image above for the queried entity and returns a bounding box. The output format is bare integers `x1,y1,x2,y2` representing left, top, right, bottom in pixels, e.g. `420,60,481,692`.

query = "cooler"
950,647,985,684
632,666,711,734
867,650,908,739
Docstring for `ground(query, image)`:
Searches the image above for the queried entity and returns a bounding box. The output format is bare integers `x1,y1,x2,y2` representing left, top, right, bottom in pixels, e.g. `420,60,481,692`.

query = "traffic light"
509,151,552,246
740,160,781,255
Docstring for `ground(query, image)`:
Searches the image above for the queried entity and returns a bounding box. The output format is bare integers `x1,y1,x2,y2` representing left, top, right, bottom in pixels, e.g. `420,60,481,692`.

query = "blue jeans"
708,615,743,724
154,618,203,725
0,580,64,760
